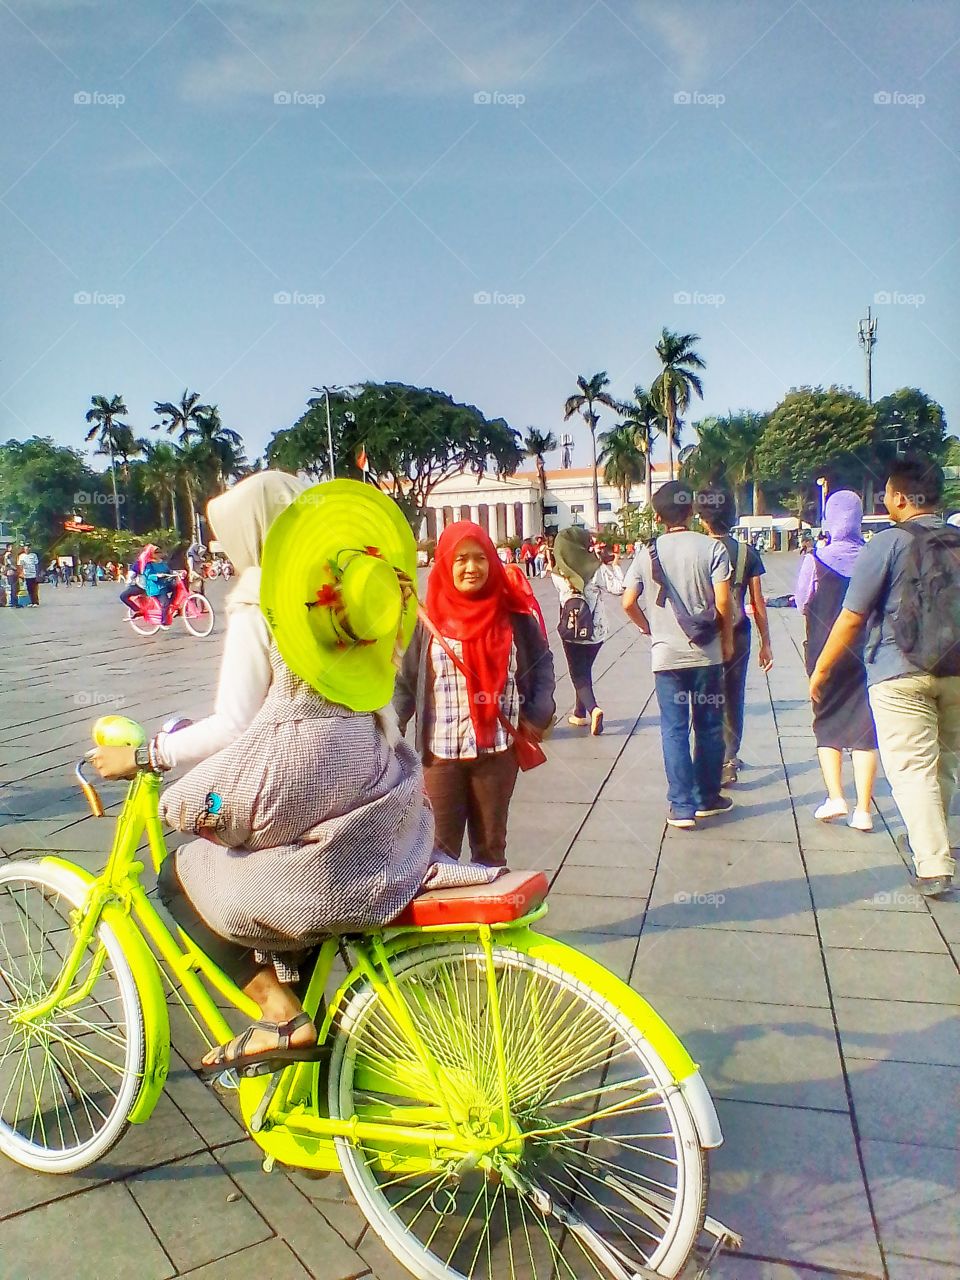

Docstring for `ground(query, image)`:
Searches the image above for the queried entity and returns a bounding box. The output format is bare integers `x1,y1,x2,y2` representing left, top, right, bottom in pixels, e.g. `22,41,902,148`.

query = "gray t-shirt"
843,514,943,686
624,532,731,671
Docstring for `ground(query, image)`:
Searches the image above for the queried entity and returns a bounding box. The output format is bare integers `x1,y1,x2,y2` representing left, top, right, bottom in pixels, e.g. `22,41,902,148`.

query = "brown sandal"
199,1012,321,1079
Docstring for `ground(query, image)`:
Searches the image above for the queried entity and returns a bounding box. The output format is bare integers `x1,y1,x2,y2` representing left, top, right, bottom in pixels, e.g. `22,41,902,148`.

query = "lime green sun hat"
260,479,418,712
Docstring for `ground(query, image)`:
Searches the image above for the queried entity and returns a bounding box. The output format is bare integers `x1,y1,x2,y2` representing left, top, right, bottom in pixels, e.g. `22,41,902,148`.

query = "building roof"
513,462,672,481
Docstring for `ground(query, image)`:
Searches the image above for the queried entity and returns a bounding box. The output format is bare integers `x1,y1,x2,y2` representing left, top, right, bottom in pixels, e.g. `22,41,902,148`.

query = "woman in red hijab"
395,522,556,867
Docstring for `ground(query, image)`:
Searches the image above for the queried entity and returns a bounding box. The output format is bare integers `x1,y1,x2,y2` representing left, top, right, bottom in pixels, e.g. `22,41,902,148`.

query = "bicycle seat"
390,869,549,927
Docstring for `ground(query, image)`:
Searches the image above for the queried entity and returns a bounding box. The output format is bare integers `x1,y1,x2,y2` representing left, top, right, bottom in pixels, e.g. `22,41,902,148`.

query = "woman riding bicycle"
119,544,176,629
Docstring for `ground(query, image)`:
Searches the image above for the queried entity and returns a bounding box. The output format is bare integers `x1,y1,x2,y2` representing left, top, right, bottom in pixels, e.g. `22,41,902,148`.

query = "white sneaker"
848,809,874,832
567,714,589,727
814,797,849,822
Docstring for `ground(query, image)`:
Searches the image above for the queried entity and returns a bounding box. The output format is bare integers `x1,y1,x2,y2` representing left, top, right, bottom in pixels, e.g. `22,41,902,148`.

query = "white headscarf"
206,471,308,614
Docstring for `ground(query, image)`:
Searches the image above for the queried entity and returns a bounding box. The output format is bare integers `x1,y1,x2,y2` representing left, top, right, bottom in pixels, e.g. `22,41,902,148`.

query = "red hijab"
426,522,538,749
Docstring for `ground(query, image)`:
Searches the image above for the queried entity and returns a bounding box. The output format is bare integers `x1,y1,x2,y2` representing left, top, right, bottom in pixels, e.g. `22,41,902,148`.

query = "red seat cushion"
391,870,549,928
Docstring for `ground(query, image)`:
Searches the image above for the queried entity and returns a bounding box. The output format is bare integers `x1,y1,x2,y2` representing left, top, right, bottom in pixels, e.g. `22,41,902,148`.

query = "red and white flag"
357,445,370,474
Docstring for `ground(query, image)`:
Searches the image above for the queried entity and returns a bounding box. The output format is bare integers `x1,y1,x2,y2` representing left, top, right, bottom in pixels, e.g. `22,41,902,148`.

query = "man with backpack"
623,481,735,828
696,487,774,785
810,455,960,897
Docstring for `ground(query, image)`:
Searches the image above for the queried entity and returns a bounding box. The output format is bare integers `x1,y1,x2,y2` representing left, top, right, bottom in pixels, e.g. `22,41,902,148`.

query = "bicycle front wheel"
330,940,707,1279
182,593,214,637
0,862,145,1173
128,608,159,637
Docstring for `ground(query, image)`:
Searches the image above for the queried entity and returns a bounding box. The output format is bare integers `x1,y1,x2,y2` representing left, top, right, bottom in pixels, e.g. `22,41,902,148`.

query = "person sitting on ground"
154,481,486,1077
810,456,960,897
696,486,773,786
797,490,878,831
622,480,735,830
396,520,555,868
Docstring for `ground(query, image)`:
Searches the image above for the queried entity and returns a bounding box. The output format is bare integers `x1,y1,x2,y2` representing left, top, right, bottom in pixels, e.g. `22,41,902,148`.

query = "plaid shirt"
428,637,519,760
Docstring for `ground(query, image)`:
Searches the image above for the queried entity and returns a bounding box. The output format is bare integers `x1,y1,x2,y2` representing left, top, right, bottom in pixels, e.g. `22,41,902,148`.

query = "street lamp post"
322,386,337,480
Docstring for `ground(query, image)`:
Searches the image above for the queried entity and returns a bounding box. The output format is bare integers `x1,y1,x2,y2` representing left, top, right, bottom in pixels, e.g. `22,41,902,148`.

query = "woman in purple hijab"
796,490,878,831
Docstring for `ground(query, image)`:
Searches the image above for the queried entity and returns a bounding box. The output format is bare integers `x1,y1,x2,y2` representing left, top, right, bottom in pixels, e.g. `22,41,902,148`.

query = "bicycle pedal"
212,1068,241,1090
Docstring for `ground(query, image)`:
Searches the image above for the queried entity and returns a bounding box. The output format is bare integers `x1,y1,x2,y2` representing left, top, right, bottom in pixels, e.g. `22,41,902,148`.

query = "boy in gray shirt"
623,481,735,829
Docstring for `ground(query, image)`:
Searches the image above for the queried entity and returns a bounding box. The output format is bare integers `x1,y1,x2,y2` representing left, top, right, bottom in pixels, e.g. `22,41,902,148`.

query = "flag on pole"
357,445,370,476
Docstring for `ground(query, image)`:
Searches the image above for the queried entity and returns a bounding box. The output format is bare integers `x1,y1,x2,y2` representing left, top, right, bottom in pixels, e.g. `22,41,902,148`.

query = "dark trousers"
562,640,602,716
25,579,38,605
722,624,751,765
120,584,173,624
425,747,520,866
5,580,19,607
157,854,260,987
523,559,535,577
654,665,726,818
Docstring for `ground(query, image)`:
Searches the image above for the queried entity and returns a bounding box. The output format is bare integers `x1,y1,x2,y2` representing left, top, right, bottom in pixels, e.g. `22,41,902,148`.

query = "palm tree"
722,411,767,515
563,372,620,528
679,417,727,488
153,389,215,444
139,441,181,531
84,393,131,531
650,330,706,481
523,427,558,533
185,406,247,492
619,387,665,512
598,423,646,527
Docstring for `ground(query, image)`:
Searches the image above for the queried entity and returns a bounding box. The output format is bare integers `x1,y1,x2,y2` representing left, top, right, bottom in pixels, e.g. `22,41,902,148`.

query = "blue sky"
2,0,958,469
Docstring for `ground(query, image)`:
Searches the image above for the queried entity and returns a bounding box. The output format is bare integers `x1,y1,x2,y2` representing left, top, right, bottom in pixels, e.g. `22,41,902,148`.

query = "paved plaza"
0,559,957,1280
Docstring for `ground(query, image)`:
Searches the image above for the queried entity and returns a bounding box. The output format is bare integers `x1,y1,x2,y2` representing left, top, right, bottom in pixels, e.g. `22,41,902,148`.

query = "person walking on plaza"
696,488,773,786
3,553,20,607
810,457,960,896
395,520,555,868
18,543,40,606
797,490,878,831
622,481,735,829
551,526,610,735
519,538,537,578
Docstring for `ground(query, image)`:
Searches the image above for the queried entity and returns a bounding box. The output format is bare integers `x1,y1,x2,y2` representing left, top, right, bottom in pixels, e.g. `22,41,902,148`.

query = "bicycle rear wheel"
330,940,707,1279
182,593,214,637
0,862,145,1173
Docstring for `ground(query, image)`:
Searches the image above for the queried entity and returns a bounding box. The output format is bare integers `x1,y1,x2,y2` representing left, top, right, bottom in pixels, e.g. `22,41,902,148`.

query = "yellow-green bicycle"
0,718,740,1279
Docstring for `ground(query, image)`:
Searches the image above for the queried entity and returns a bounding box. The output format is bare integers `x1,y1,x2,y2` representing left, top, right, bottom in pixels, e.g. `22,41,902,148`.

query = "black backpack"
559,592,595,642
891,522,960,676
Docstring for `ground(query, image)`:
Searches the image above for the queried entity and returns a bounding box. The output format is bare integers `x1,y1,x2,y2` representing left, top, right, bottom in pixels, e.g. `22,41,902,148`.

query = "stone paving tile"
177,1238,313,1279
0,1181,175,1279
710,1100,884,1276
861,1138,959,1268
545,891,646,935
662,804,800,846
550,858,655,898
549,929,638,981
885,1257,960,1279
705,1257,855,1278
833,996,960,1067
847,1059,960,1149
815,905,946,951
563,832,661,869
633,927,830,1008
649,993,847,1111
823,947,960,1003
128,1151,272,1273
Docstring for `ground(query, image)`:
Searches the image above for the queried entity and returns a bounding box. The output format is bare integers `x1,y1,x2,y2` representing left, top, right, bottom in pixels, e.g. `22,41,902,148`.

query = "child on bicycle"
118,545,176,628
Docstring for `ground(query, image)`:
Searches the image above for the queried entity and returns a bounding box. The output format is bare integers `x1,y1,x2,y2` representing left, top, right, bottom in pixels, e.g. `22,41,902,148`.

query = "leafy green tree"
84,393,132,530
598,422,646,514
563,372,620,528
268,383,523,529
679,417,727,488
523,427,558,532
0,437,101,553
756,387,876,513
650,330,706,481
682,411,768,515
618,388,664,511
139,441,181,531
871,388,948,487
182,406,247,493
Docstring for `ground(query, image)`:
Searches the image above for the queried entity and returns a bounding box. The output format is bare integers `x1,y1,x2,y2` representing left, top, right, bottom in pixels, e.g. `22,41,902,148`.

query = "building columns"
505,503,517,539
469,504,480,528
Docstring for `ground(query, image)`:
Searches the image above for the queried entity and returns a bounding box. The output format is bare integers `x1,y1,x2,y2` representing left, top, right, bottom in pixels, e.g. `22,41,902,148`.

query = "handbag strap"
417,607,520,742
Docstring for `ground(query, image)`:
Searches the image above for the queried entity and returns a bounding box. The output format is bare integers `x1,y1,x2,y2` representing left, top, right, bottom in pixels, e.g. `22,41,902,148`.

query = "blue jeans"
654,665,726,818
723,624,751,765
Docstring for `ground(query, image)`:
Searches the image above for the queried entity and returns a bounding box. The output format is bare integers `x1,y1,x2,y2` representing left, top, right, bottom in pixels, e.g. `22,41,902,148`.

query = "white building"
420,463,673,541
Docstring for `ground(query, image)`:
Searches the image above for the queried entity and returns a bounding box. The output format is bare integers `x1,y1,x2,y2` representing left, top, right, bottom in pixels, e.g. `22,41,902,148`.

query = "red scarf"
426,522,537,749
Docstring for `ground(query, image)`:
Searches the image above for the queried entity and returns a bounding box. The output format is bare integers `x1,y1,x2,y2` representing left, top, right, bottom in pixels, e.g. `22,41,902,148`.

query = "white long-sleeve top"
153,606,272,770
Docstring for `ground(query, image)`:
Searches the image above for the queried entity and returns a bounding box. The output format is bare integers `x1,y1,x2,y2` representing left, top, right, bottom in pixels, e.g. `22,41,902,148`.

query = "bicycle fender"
515,927,724,1149
39,858,170,1125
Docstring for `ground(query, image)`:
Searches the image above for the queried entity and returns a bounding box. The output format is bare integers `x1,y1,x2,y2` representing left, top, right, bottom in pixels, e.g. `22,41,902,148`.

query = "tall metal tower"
560,433,573,469
858,307,878,403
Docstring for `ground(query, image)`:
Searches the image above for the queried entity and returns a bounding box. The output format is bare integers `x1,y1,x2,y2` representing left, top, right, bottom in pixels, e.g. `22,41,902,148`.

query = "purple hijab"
794,489,864,612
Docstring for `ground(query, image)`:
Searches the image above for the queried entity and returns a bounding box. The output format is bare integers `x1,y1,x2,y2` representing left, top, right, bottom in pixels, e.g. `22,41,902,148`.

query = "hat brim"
261,481,417,711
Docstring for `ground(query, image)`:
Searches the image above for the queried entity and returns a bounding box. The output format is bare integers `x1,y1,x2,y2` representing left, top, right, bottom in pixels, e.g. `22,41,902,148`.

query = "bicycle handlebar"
75,760,105,818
